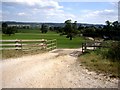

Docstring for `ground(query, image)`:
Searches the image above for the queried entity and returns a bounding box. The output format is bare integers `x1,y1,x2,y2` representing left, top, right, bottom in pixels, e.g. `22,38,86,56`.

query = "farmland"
2,29,85,48
1,29,85,59
1,28,119,82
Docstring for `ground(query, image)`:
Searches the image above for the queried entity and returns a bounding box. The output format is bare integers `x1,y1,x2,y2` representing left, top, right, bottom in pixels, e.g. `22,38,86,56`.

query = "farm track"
0,49,119,88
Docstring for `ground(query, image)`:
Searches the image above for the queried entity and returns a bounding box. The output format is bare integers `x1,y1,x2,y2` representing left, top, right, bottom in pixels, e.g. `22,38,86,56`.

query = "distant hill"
1,21,105,28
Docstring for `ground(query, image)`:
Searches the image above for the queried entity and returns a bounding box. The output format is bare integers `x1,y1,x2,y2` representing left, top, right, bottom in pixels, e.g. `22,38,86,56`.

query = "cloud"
110,2,118,8
77,9,117,24
2,0,67,22
10,0,75,22
18,12,27,16
84,9,117,17
2,1,118,24
29,7,75,22
11,0,63,9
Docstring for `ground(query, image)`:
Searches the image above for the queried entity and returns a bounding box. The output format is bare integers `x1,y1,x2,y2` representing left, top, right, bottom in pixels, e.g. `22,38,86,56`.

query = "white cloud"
2,1,118,24
2,0,120,2
84,9,116,17
18,12,27,16
2,0,67,22
29,8,75,22
13,0,63,9
77,9,117,24
11,0,75,22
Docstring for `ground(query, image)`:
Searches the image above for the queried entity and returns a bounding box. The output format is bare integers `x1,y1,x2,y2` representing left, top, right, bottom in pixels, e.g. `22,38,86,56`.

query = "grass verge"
78,51,120,78
1,49,46,60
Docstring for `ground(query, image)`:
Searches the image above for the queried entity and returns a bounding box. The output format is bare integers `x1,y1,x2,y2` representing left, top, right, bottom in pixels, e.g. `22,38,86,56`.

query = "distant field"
1,29,85,48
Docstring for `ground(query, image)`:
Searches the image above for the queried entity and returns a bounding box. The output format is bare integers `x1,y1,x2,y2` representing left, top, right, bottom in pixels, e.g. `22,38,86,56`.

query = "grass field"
1,29,86,59
1,29,85,48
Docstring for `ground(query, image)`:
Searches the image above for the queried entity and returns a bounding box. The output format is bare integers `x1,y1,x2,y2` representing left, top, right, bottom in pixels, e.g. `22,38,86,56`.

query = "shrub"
107,41,120,61
95,41,120,62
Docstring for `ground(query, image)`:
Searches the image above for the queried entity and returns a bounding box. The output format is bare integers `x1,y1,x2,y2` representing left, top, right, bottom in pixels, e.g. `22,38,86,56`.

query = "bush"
94,48,108,59
107,41,120,61
95,41,120,62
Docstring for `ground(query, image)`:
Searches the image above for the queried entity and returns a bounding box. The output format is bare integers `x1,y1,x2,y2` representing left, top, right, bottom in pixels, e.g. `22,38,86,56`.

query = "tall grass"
78,41,120,78
1,49,46,60
95,41,120,62
79,51,120,78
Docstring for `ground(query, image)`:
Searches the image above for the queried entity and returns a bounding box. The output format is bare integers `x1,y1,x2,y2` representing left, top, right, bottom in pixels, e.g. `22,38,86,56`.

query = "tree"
72,21,78,36
64,20,73,40
41,24,48,33
105,20,111,27
73,21,77,31
82,26,96,37
103,20,112,38
112,21,119,30
2,23,16,36
49,26,54,31
54,27,63,33
112,21,120,40
2,22,8,34
78,24,84,32
6,27,16,36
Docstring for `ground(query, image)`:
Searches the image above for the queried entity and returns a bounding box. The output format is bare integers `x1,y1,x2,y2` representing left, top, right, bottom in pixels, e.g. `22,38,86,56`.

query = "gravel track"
1,49,119,88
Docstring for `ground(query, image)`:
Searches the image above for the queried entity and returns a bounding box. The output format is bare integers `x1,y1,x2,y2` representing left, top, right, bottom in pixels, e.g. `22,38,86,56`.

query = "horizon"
1,1,118,24
1,20,106,25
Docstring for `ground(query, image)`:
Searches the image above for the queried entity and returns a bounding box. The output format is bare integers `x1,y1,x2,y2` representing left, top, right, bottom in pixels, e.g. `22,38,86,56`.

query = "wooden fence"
0,39,57,51
82,41,108,53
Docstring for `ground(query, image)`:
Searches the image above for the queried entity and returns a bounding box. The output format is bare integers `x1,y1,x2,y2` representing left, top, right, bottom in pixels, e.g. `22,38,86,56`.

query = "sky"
1,0,119,24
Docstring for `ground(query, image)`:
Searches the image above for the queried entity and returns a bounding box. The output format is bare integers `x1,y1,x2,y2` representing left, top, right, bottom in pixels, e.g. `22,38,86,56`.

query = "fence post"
94,42,95,50
55,39,57,49
15,39,18,50
51,40,53,50
44,39,47,50
82,43,83,53
43,39,45,51
85,43,87,52
20,40,22,50
45,39,47,51
41,39,44,50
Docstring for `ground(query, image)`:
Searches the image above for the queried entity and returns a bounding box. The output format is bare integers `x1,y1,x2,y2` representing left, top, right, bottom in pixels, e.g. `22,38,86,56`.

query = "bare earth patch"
1,49,119,88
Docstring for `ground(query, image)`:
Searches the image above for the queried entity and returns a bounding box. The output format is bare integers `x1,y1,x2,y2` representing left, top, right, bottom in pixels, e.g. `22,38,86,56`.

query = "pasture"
2,29,85,48
1,29,85,59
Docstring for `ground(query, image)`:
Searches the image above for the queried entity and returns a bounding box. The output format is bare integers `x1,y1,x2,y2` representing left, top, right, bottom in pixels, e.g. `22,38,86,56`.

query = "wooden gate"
0,39,57,51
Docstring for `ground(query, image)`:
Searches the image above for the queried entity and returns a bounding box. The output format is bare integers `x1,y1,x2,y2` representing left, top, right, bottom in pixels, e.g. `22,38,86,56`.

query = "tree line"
2,20,120,41
48,20,120,40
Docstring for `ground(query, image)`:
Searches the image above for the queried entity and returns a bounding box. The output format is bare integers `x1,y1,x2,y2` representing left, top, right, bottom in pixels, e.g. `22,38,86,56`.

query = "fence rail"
0,39,57,51
82,41,108,53
46,39,57,51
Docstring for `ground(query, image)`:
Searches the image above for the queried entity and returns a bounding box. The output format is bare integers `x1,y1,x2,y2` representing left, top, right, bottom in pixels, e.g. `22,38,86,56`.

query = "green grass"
1,30,85,48
18,28,40,33
1,29,85,59
78,51,120,78
18,29,57,34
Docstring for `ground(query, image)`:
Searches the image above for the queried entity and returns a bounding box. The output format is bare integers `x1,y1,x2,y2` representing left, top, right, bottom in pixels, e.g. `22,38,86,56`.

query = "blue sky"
1,0,118,24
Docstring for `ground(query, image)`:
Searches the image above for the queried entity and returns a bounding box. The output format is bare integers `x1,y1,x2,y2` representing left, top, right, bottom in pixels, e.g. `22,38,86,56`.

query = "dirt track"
1,49,119,88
